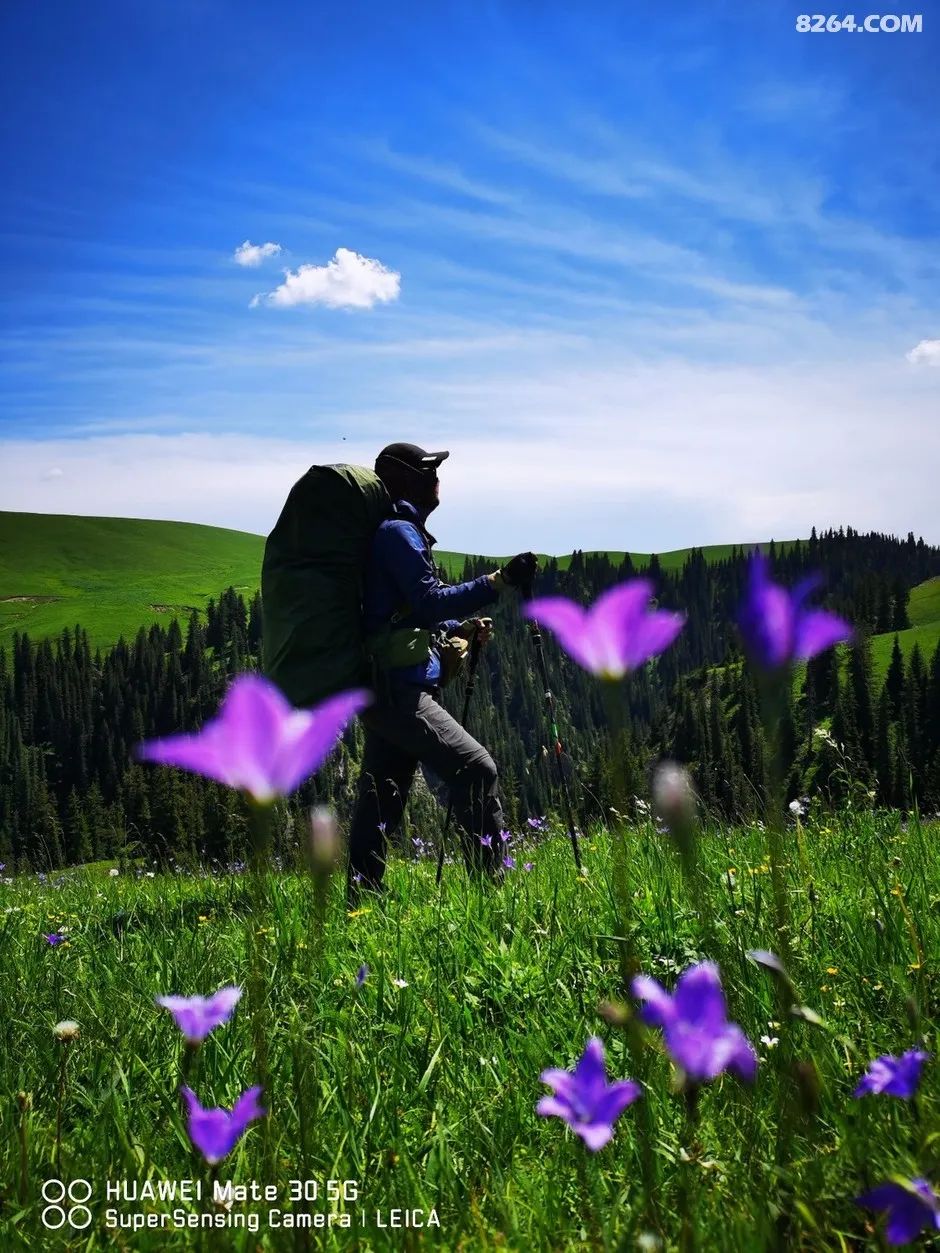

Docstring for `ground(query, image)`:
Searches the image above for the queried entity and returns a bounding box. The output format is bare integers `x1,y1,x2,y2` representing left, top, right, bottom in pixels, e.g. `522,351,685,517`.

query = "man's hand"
456,617,494,645
491,552,538,593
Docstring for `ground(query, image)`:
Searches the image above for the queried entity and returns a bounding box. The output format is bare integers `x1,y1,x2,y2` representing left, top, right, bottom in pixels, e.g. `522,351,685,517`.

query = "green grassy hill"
870,576,940,681
1,510,795,652
0,513,264,652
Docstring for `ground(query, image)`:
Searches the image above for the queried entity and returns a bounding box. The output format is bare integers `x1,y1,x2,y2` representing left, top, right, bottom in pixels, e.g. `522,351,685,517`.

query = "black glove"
500,552,538,590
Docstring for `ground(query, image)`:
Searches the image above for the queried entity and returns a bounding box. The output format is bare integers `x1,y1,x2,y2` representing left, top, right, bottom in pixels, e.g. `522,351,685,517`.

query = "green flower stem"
600,680,639,990
678,1086,700,1253
246,798,274,1181
755,674,794,970
17,1091,30,1205
54,1041,70,1176
600,679,660,1231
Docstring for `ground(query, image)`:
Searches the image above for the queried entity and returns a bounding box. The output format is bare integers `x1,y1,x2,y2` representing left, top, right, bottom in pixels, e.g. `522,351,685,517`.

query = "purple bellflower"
156,986,242,1044
523,579,685,680
136,673,370,805
355,963,369,988
854,1049,930,1100
181,1085,266,1165
857,1178,940,1246
738,553,853,670
632,961,757,1084
537,1036,641,1151
44,933,63,946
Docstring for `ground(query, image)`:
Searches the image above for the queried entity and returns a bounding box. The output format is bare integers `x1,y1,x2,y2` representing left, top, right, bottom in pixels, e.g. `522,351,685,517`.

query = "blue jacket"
362,499,499,685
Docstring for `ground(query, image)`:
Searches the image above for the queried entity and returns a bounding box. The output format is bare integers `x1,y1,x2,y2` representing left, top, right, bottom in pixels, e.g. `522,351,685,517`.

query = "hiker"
347,442,536,901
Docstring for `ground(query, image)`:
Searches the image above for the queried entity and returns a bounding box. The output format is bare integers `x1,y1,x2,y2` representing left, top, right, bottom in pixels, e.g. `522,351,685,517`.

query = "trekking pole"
435,624,485,887
522,583,583,873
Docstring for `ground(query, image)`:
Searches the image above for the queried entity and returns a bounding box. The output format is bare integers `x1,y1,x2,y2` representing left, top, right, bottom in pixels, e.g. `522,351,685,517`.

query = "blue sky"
1,0,938,554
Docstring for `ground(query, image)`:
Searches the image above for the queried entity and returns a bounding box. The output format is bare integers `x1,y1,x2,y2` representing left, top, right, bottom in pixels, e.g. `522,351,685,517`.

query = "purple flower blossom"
632,961,757,1084
524,862,534,872
44,933,63,946
503,855,516,870
135,673,370,805
854,1049,930,1100
156,987,242,1044
479,835,493,848
524,579,685,680
526,816,547,831
181,1085,266,1165
738,553,853,670
856,1178,940,1245
536,1036,641,1151
377,821,387,833
499,829,512,843
355,963,369,988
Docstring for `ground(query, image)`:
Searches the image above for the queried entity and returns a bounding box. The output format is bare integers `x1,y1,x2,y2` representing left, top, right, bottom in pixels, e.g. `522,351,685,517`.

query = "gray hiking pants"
347,679,504,896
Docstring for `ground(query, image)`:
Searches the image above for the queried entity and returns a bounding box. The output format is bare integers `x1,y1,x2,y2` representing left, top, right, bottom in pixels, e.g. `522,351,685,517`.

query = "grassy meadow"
2,807,939,1250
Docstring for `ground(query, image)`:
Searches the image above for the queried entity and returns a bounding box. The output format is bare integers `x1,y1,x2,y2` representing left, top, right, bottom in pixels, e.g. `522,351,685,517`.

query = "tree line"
1,526,938,871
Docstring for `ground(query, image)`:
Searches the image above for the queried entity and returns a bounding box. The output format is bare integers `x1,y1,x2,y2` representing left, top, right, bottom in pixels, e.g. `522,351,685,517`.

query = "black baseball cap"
376,442,449,473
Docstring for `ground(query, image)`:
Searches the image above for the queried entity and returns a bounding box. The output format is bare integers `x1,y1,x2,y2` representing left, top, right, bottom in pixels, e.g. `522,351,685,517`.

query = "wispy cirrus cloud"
250,247,401,310
233,240,282,267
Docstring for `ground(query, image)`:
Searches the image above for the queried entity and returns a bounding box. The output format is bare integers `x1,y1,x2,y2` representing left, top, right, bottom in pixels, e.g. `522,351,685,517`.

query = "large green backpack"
261,464,392,708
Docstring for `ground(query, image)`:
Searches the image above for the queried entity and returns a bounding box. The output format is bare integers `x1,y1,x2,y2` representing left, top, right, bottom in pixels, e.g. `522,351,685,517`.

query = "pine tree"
885,637,906,722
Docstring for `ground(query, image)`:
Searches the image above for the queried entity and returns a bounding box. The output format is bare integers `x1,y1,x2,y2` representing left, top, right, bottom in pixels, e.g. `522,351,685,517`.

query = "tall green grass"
2,808,938,1250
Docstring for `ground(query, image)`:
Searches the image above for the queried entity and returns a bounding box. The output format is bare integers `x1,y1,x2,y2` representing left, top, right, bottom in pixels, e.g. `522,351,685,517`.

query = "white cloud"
2,350,938,555
255,248,401,310
906,338,940,366
233,240,282,268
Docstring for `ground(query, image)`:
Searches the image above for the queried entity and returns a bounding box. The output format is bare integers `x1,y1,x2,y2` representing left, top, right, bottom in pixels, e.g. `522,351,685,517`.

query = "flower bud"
597,998,631,1027
793,1059,822,1117
309,807,341,876
652,761,698,860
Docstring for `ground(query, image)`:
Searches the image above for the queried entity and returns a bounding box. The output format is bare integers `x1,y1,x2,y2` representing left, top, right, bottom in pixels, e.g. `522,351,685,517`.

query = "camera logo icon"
41,1179,94,1230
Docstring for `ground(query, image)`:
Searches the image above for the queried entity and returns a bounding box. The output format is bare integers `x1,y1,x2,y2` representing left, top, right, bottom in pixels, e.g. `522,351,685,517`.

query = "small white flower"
109,868,119,877
788,800,805,817
145,871,155,878
760,1035,779,1049
392,978,408,989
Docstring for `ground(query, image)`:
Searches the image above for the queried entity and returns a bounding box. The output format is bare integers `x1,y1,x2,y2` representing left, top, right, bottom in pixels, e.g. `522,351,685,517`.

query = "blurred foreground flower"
523,580,685,680
182,1085,266,1164
632,961,757,1084
309,806,341,874
738,554,852,670
854,1049,930,1100
652,761,697,832
136,673,370,805
355,963,369,988
157,987,242,1044
536,1036,641,1151
857,1178,940,1245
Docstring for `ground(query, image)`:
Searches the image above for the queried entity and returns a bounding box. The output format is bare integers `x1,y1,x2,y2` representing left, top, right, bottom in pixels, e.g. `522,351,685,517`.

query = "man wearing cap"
347,442,536,902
